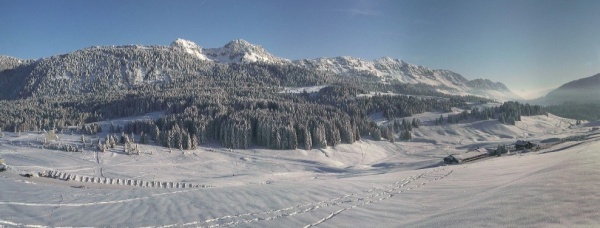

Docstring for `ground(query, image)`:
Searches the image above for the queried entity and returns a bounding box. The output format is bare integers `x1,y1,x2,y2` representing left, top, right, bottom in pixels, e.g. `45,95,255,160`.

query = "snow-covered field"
1,114,599,227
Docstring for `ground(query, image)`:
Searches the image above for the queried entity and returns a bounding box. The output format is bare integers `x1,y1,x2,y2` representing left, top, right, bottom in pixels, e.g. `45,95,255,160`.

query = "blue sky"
1,0,600,98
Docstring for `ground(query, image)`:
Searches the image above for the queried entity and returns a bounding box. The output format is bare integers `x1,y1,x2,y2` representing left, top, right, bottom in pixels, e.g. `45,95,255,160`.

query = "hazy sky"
1,0,600,99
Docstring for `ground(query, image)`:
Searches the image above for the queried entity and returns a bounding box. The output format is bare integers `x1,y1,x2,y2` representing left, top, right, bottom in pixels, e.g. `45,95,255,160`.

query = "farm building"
444,148,489,164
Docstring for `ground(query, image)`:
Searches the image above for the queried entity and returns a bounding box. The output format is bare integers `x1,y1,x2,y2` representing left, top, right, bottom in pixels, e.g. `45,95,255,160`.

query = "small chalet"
444,148,489,164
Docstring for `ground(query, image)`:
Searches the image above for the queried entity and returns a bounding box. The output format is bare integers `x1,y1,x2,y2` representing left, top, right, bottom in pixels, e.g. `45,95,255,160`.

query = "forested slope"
0,40,542,151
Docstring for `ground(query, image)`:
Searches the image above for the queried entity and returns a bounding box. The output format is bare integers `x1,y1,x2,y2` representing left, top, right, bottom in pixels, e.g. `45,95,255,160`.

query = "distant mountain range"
533,73,600,105
0,38,520,100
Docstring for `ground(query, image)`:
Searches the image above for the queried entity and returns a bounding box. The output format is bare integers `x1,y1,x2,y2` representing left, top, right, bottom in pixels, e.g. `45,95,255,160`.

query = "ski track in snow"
0,188,202,207
0,219,52,228
151,166,456,228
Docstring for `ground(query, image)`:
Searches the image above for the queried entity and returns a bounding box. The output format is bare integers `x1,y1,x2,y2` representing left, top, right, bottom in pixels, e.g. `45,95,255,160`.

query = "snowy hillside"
1,110,599,227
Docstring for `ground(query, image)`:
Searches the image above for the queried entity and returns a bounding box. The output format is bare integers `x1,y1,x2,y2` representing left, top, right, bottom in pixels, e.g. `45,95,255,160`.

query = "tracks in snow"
304,167,454,228
157,166,455,228
0,188,202,207
2,165,457,227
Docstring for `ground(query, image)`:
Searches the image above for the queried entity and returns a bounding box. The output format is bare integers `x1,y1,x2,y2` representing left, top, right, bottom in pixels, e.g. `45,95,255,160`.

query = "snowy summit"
170,38,209,61
171,38,289,64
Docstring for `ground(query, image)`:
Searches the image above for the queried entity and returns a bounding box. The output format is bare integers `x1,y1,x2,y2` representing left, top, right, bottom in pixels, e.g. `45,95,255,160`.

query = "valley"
1,37,599,227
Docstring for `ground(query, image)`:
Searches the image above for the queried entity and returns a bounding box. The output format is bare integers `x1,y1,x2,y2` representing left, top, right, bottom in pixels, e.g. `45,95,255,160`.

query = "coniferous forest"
0,45,546,151
546,103,600,122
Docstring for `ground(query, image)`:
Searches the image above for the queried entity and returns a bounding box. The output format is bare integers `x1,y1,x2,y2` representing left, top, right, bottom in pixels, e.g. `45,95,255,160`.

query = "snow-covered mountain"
294,56,520,100
170,39,210,61
0,38,519,100
168,39,519,100
170,38,289,64
534,73,600,105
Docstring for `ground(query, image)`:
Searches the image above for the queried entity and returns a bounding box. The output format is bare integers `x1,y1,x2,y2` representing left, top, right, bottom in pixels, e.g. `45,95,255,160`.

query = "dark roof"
445,150,488,163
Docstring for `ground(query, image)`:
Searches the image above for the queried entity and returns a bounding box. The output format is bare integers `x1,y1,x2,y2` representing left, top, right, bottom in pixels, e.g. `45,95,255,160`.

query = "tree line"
435,101,546,125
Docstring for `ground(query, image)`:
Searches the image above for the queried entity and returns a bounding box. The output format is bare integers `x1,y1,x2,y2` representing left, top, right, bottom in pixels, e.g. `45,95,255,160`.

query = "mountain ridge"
536,73,600,105
167,38,518,100
293,56,518,100
0,38,519,100
170,38,289,64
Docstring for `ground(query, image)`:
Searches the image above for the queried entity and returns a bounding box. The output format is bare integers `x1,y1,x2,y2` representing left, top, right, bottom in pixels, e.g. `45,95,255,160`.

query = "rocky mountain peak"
170,38,208,60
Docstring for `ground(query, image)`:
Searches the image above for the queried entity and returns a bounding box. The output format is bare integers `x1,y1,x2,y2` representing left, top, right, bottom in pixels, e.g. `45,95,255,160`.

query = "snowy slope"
1,112,598,227
4,139,598,227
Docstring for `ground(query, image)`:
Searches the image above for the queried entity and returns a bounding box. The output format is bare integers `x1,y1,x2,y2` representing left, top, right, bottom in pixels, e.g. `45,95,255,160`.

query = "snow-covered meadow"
1,113,599,227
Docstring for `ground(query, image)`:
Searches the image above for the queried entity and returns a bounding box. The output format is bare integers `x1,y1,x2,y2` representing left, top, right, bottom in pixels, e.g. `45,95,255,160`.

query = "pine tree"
312,124,327,149
97,139,105,152
393,119,401,133
109,122,116,133
190,134,199,149
288,126,298,149
182,132,191,150
495,144,508,156
120,132,126,144
273,130,282,149
304,127,312,150
140,132,148,144
130,132,135,144
151,125,160,142
371,127,382,141
412,118,418,128
110,135,116,148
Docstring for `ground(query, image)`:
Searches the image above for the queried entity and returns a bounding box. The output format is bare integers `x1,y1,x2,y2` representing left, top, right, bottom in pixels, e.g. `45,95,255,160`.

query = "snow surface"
1,114,599,227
